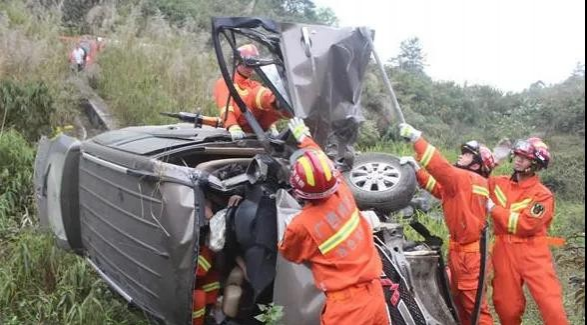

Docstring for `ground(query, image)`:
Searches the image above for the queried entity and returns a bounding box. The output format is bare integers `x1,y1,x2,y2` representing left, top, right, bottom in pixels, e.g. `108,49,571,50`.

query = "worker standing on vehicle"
278,117,389,325
486,137,569,325
213,43,291,140
398,123,494,325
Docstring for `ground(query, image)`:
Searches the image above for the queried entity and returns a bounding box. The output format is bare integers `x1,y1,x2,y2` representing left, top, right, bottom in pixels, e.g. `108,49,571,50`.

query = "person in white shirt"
71,45,86,71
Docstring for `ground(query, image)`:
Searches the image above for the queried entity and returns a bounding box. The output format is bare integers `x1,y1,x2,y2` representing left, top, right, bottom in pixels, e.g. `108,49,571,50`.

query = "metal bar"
361,27,406,124
86,258,133,302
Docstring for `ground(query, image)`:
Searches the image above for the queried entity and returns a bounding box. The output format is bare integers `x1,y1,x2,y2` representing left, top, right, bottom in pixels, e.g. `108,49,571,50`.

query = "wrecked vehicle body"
34,17,459,325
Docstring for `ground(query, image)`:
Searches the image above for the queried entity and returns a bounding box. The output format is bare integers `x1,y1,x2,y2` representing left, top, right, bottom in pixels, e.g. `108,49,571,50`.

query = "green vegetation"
0,0,584,324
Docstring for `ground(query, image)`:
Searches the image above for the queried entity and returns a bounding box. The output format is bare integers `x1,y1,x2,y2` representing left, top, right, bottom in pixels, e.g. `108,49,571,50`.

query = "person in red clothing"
398,123,494,325
192,200,221,325
278,117,389,325
486,137,569,325
213,43,291,140
192,195,244,325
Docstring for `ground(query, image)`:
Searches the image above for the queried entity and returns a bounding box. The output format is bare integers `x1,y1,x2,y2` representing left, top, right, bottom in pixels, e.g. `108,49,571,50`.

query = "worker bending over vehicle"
398,123,494,325
278,117,389,325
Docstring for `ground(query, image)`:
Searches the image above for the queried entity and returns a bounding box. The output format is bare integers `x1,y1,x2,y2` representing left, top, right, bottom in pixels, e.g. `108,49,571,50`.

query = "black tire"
343,152,417,214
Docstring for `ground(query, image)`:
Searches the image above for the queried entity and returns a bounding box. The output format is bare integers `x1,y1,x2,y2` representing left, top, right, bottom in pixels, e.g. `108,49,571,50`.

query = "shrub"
0,231,149,324
0,130,35,236
0,80,55,142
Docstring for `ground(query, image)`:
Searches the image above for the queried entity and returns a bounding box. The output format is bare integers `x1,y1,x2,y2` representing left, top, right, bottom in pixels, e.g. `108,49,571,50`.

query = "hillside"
1,1,584,324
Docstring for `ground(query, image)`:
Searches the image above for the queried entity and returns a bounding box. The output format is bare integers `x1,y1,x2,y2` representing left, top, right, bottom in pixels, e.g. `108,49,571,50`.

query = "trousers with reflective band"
412,137,492,324
488,175,568,325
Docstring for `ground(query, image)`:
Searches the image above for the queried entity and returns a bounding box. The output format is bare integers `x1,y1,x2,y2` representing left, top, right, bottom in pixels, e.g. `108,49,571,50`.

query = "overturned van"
34,17,459,325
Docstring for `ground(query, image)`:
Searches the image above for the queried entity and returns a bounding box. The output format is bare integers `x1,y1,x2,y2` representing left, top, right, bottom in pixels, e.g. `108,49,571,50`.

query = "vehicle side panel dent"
79,154,197,325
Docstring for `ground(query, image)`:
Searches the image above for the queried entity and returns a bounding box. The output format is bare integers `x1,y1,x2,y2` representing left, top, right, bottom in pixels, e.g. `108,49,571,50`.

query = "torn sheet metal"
280,23,372,165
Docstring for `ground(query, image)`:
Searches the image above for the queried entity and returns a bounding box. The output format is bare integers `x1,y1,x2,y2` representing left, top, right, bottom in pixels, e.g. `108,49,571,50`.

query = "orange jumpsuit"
413,137,493,325
488,175,568,325
192,246,220,325
213,73,290,133
278,138,389,325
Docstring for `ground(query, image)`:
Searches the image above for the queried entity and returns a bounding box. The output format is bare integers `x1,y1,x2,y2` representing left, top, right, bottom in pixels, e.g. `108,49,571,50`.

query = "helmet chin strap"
513,166,535,179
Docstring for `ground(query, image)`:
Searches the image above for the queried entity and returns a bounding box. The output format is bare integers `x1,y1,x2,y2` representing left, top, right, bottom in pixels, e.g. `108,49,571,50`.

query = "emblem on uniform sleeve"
530,203,545,218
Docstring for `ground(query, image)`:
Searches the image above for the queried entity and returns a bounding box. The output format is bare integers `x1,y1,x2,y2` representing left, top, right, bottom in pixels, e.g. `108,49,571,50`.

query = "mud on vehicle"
34,17,459,325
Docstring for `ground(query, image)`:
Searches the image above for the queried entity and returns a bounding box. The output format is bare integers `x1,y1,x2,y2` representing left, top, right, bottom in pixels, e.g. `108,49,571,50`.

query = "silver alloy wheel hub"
349,162,401,192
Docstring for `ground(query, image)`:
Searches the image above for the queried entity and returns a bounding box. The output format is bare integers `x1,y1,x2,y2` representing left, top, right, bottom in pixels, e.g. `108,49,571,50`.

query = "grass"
0,1,584,323
94,10,221,127
0,231,149,325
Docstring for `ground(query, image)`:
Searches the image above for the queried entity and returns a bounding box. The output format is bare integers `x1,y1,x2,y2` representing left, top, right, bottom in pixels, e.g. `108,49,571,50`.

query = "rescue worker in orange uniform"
213,44,291,140
192,246,220,325
278,117,389,325
398,123,494,325
486,137,569,325
192,200,221,325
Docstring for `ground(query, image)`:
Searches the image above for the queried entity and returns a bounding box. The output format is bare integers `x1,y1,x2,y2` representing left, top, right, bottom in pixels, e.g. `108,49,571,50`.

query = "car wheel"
344,152,417,214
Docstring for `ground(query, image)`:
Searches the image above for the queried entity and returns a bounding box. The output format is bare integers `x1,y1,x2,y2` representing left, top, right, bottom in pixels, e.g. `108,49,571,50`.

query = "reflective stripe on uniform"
235,84,249,96
202,282,220,292
316,152,333,181
511,198,532,212
318,210,360,254
256,87,267,109
494,185,507,207
198,255,211,272
220,105,235,113
507,212,520,234
192,307,206,319
420,144,435,167
472,185,489,197
298,156,315,186
425,177,436,192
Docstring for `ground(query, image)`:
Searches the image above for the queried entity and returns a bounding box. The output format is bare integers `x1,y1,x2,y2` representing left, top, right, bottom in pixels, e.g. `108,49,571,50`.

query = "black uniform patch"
530,203,545,218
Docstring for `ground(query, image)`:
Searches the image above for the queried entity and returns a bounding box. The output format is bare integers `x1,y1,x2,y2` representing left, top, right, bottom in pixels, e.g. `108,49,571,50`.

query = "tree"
390,37,427,74
571,61,585,79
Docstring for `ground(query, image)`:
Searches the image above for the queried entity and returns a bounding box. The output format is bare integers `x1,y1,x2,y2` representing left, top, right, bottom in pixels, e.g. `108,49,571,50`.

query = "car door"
79,138,202,325
34,134,83,253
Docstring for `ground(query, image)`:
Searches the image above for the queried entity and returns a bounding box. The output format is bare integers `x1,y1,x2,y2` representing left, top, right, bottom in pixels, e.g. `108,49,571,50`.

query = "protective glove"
486,198,495,213
288,117,310,143
399,156,421,171
399,123,422,143
267,124,280,138
228,125,245,140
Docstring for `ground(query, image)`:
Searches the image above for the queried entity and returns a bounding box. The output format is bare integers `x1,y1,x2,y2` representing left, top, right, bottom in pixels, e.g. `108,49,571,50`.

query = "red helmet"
512,137,550,170
290,149,340,200
461,140,496,177
236,44,259,77
237,44,259,60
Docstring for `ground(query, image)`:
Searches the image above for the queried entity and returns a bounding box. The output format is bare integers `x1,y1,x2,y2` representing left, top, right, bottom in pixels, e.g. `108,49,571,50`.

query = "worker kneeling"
278,118,389,325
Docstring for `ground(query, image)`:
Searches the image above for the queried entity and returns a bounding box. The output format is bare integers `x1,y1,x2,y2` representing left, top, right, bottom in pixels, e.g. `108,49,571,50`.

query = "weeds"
0,231,149,324
0,130,35,236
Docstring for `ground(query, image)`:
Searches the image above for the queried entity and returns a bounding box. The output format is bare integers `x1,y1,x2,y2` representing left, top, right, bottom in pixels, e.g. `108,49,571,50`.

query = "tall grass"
0,231,148,324
95,10,220,126
0,1,80,131
0,130,35,235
